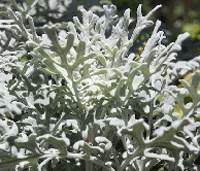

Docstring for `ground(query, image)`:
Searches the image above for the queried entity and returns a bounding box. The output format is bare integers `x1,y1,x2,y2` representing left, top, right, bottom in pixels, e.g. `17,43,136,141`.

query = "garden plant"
0,0,200,170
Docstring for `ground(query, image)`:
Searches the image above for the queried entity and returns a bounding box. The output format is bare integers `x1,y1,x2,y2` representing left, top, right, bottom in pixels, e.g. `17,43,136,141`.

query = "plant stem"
86,161,94,171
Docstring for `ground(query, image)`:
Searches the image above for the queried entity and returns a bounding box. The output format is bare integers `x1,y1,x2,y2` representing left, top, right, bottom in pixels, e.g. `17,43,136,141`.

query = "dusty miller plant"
0,0,200,170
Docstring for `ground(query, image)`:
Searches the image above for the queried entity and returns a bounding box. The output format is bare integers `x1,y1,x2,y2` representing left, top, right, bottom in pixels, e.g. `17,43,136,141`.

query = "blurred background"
111,0,200,60
74,0,200,60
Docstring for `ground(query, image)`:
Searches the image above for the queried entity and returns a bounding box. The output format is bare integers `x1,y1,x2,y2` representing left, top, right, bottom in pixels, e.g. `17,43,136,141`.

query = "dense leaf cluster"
0,0,200,170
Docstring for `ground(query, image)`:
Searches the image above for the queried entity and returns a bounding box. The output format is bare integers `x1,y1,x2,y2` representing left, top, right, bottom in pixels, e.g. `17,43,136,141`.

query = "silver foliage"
0,0,200,170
